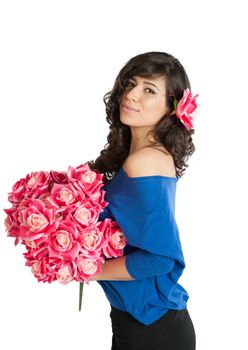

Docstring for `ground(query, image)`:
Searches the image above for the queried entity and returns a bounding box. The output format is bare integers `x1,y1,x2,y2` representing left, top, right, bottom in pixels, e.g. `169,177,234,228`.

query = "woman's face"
119,75,169,128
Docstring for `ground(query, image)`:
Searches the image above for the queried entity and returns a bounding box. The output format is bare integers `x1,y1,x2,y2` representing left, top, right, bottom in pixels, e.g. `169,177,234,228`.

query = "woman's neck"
128,127,156,155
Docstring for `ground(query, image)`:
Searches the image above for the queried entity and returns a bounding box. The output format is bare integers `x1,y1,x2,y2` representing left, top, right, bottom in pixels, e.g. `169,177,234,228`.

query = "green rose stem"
79,282,84,311
173,98,178,111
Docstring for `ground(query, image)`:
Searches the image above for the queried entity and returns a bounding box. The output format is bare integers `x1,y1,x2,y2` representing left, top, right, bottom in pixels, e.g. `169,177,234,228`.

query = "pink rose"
99,219,127,258
81,170,97,184
24,243,48,259
50,230,73,251
110,231,126,250
50,171,68,184
28,258,56,283
76,256,103,283
47,222,81,260
68,164,104,198
71,201,99,227
38,192,58,207
25,171,51,197
16,200,55,242
4,207,20,245
4,207,19,231
4,215,20,245
7,171,51,205
74,206,91,225
51,183,84,206
175,88,199,129
56,264,75,285
26,213,49,231
78,226,105,257
8,178,27,204
68,164,97,183
17,199,56,240
84,190,109,212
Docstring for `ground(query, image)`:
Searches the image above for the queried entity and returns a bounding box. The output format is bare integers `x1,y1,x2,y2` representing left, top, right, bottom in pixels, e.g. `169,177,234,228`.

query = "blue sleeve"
106,177,185,280
125,249,175,279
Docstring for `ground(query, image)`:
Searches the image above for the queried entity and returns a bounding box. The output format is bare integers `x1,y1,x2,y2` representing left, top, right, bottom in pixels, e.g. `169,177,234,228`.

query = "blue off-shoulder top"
97,166,189,326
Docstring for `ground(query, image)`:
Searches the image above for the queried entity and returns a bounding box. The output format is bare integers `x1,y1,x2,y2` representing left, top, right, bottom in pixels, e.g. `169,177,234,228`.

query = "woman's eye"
145,88,155,94
125,81,155,94
126,81,135,88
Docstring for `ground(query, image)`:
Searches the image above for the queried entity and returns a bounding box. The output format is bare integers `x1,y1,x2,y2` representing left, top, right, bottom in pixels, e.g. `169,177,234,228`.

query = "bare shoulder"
123,147,176,178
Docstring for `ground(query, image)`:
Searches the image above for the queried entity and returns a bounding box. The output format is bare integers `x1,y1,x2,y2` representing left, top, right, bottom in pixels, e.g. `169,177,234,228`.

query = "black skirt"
110,306,196,350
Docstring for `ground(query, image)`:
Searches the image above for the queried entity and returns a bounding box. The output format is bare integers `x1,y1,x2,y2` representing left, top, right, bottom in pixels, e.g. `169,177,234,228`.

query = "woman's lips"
121,104,139,112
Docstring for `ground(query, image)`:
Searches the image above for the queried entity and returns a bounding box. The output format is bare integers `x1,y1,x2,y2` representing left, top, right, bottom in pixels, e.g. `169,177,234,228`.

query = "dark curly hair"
88,51,196,184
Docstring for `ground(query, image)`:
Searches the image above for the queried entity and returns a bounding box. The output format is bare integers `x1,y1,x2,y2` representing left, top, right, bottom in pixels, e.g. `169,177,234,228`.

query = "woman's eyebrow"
130,77,160,91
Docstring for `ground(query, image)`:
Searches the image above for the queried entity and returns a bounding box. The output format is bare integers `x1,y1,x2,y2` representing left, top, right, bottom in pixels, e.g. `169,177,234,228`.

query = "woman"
88,51,198,350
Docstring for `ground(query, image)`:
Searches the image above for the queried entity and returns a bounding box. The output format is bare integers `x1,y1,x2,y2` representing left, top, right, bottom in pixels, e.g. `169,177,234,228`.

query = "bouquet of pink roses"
4,163,126,310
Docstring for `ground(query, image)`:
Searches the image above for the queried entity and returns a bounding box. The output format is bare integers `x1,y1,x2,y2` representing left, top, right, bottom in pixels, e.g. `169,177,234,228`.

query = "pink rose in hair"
175,88,199,129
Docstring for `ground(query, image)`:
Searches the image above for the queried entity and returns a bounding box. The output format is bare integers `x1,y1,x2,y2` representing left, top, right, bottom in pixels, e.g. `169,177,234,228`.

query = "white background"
0,1,247,349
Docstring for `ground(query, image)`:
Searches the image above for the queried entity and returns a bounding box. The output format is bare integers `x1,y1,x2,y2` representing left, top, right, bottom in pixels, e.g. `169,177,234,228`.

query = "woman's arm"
90,255,134,281
90,249,175,281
